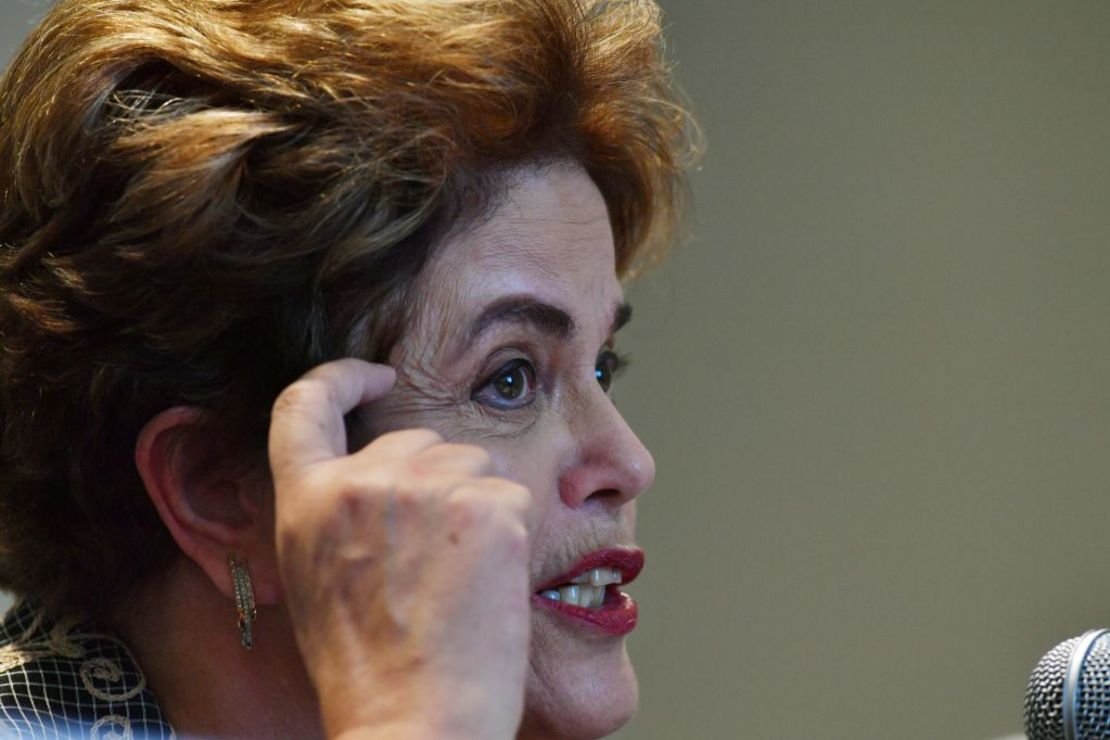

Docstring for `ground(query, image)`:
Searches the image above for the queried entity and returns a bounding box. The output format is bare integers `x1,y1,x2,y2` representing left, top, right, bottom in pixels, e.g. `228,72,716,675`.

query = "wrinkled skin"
358,161,657,739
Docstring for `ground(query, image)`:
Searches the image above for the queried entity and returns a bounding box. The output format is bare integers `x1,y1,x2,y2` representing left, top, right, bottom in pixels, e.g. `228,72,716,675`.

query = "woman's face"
365,162,655,738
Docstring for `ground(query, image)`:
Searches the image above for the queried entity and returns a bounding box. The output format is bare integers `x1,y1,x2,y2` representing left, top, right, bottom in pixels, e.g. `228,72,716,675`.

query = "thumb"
269,359,396,483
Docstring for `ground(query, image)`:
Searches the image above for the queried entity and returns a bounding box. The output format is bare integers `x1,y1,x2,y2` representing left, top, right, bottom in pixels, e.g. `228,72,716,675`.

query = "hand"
269,359,535,740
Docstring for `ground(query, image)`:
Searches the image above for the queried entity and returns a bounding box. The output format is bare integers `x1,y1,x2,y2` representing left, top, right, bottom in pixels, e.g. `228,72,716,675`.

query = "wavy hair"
0,0,698,616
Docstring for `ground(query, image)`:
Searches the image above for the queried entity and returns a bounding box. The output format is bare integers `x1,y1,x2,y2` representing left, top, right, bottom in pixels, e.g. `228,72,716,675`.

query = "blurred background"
3,1,1110,738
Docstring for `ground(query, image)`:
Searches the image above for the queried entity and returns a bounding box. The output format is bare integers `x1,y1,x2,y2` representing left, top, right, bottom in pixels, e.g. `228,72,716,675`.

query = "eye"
595,349,626,393
473,358,537,410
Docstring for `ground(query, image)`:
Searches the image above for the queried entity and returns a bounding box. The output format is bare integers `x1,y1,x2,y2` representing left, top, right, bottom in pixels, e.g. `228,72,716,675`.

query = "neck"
111,559,322,739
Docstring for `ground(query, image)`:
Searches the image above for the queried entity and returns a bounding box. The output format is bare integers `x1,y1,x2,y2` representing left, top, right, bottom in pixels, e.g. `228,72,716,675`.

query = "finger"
269,359,396,481
355,427,444,460
409,442,492,476
467,477,536,535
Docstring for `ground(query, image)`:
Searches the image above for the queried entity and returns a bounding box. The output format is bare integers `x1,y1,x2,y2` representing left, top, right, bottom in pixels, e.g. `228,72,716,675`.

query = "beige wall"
5,2,1110,738
616,2,1110,738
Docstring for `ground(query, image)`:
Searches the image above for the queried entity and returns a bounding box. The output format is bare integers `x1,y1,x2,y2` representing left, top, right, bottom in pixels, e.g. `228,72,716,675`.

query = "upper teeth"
571,567,623,587
538,568,623,609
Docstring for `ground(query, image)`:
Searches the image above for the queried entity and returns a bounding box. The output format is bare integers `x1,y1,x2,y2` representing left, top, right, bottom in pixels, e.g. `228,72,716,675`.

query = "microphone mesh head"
1025,632,1110,740
1025,636,1078,740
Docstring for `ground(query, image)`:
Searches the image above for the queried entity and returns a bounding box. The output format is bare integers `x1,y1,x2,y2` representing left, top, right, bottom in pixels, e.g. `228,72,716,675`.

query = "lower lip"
531,586,639,636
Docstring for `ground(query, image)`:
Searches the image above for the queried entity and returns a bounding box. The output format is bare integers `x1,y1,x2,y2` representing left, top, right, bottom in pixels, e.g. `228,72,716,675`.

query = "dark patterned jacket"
0,600,175,738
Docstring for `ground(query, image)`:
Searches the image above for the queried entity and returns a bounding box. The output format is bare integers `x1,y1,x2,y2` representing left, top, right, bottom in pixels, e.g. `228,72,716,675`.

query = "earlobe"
135,407,282,606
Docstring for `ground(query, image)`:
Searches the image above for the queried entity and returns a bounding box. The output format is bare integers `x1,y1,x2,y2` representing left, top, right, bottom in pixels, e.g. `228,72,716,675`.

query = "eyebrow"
465,295,632,345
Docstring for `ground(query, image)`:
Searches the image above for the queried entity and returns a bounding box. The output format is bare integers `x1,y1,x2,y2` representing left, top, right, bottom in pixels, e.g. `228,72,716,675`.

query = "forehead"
419,164,622,320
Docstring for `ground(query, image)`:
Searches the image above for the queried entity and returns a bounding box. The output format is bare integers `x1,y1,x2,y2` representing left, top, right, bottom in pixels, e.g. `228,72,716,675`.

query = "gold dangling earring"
228,554,257,650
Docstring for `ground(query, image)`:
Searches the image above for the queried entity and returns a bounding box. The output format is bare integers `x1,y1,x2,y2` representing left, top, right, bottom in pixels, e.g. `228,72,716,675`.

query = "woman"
0,0,696,737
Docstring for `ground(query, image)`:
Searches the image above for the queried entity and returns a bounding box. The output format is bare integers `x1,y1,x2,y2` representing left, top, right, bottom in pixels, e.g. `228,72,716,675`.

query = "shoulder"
0,600,175,738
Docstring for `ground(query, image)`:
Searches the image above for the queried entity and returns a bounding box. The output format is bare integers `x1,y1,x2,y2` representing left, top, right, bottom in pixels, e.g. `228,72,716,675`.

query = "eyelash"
471,349,629,412
594,349,628,393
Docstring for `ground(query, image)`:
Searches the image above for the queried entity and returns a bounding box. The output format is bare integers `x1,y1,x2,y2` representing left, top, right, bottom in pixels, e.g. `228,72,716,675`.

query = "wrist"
310,658,517,740
331,720,486,740
321,687,506,740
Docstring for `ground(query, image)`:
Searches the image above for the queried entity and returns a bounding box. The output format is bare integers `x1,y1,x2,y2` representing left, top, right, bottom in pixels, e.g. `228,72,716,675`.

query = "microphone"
1024,629,1110,740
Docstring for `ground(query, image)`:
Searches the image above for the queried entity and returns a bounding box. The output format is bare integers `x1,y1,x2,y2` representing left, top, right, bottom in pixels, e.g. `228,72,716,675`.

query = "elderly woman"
0,0,695,737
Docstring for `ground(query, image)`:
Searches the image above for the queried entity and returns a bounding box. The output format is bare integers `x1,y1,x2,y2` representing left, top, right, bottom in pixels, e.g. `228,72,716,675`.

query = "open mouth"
532,548,644,635
537,565,624,609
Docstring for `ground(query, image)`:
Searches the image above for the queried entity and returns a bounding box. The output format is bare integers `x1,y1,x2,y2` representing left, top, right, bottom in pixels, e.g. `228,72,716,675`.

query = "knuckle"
444,487,502,527
456,443,491,466
444,494,530,550
504,522,529,556
483,478,532,509
451,480,532,521
314,468,386,509
272,378,325,417
383,427,444,449
445,489,485,518
407,442,491,478
489,512,530,558
331,477,368,509
439,443,492,469
466,442,491,457
408,428,445,445
389,483,427,514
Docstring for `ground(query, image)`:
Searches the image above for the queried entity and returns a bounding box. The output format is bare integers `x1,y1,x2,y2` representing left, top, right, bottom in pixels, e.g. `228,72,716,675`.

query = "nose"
558,388,656,509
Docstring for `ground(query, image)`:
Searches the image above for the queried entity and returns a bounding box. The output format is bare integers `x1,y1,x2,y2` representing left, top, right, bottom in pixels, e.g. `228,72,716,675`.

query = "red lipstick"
532,547,644,636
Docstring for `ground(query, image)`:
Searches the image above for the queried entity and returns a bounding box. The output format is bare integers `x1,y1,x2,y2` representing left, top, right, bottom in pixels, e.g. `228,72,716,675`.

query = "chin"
518,632,639,739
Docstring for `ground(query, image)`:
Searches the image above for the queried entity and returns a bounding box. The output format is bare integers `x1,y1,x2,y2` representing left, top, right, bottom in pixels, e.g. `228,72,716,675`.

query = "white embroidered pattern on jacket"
0,599,175,738
91,713,134,740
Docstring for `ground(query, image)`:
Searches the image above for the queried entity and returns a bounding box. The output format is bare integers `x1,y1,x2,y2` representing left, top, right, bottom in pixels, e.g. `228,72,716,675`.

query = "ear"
135,407,282,606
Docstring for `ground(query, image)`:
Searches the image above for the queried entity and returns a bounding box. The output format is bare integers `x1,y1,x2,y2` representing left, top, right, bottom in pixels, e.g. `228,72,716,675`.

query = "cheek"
483,431,561,514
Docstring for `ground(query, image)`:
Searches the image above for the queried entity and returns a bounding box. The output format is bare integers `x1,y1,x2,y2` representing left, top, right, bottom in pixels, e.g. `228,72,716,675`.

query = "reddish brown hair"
0,0,697,617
